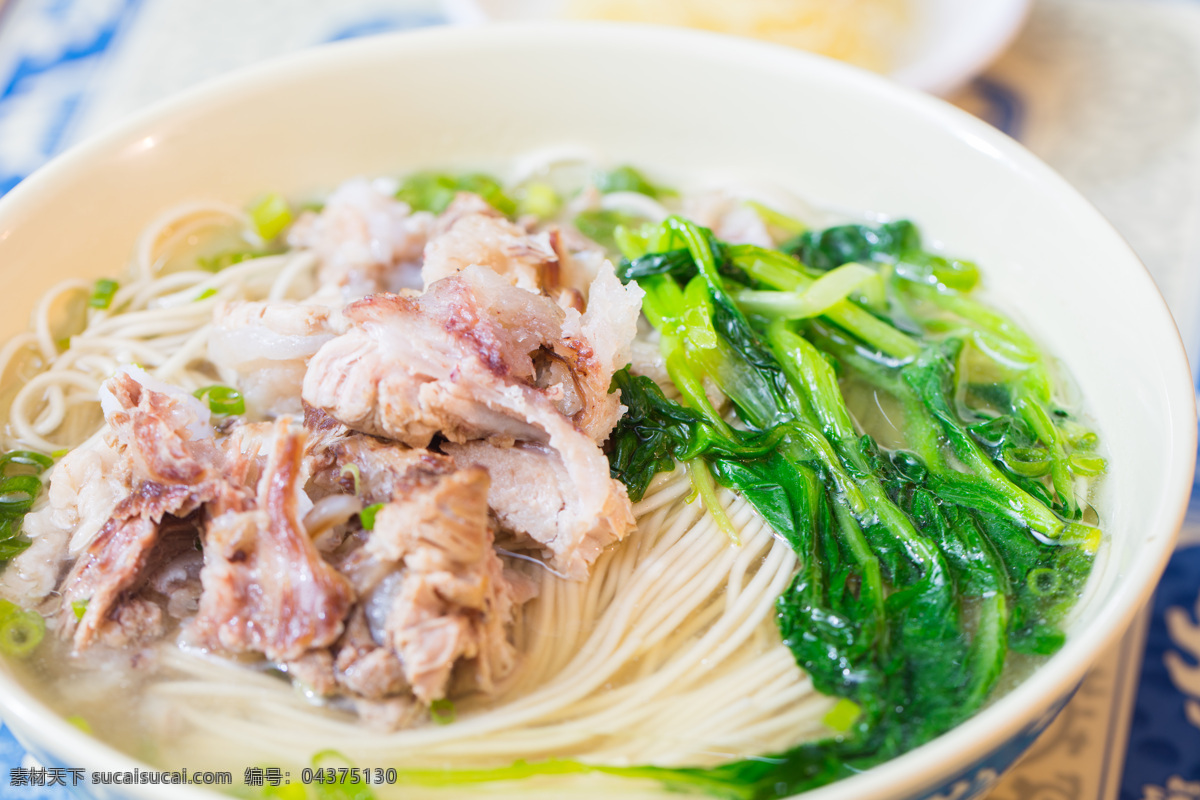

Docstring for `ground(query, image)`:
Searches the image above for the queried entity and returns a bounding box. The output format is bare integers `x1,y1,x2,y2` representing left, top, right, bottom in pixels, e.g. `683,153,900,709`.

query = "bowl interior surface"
0,22,1191,800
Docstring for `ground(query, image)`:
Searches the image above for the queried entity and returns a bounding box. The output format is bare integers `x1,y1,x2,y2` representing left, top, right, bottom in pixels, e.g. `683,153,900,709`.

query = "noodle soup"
0,160,1103,798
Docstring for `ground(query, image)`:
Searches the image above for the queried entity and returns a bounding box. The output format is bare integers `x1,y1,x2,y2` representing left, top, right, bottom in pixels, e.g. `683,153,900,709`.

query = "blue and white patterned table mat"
0,1,1198,798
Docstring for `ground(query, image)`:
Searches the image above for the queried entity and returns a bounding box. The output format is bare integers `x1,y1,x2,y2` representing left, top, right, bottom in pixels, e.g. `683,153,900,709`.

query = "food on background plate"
0,156,1104,798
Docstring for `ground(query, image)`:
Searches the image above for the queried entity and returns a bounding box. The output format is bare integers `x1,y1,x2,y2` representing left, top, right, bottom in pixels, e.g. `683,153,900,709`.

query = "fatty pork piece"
353,467,521,703
302,265,639,578
190,419,353,662
301,405,463,507
58,367,248,650
1,433,131,605
443,441,629,581
422,193,556,294
287,177,433,299
208,301,341,418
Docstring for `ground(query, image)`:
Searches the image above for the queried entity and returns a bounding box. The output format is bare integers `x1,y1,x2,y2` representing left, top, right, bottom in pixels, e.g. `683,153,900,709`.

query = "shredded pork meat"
208,301,340,418
302,263,638,578
190,419,353,662
287,178,433,299
59,368,247,650
39,180,647,729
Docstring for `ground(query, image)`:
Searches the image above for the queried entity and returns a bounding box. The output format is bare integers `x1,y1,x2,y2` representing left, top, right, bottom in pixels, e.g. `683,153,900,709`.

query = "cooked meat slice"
1,433,132,605
368,468,519,702
302,264,635,446
302,268,563,446
190,419,354,662
303,417,457,506
287,178,433,299
148,544,205,620
443,441,632,579
431,192,498,235
302,266,636,578
334,608,407,699
682,191,774,248
60,481,237,651
422,198,556,292
220,421,278,491
286,649,339,696
353,696,425,733
561,260,644,442
62,516,156,650
94,597,165,650
208,301,340,417
100,366,218,485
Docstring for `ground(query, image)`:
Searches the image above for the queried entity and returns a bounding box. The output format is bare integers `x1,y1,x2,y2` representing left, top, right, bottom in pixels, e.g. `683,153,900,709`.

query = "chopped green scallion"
430,699,455,725
250,192,293,241
193,385,245,416
359,503,384,531
66,715,92,734
517,181,560,219
0,475,42,515
72,600,88,621
0,450,54,476
822,698,862,733
89,279,119,310
340,463,362,496
0,600,44,658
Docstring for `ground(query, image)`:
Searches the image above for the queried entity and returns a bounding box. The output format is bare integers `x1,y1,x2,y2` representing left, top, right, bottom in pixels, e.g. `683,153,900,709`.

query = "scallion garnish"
195,288,217,301
339,463,362,496
430,699,455,725
88,278,119,309
71,600,88,621
199,250,259,272
0,450,53,476
0,475,42,515
66,715,92,734
250,192,293,241
193,385,245,416
0,599,44,658
517,182,560,219
359,503,384,531
0,449,47,564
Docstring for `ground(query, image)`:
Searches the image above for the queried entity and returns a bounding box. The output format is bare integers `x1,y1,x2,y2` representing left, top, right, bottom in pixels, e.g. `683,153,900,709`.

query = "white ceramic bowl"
0,22,1192,800
442,0,1032,95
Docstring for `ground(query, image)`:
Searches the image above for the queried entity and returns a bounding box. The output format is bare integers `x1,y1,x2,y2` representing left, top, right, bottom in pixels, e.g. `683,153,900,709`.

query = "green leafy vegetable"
575,209,645,252
396,172,516,216
593,165,674,198
606,215,1099,797
784,220,918,272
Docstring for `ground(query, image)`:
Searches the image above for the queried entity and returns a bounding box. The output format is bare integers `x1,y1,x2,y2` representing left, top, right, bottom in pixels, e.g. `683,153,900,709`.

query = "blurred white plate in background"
442,0,1032,96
